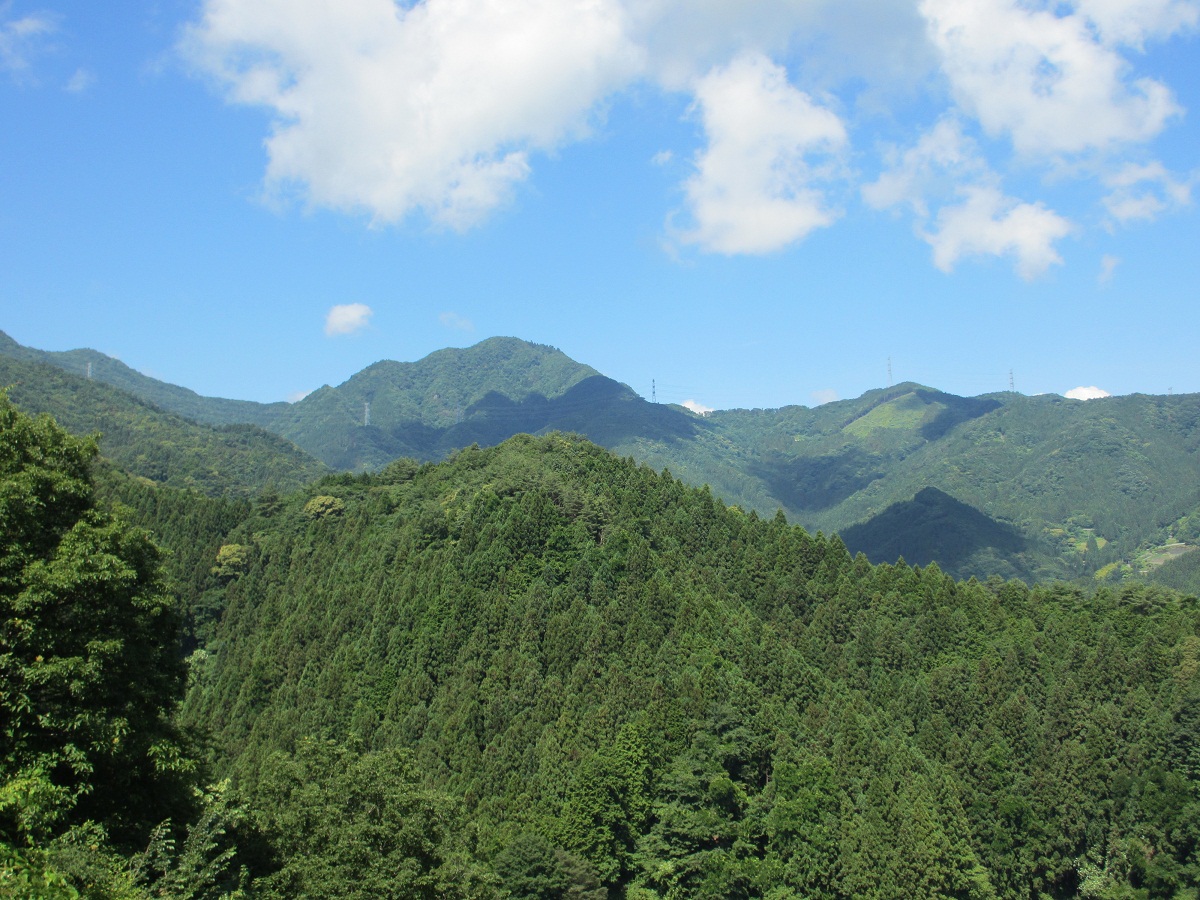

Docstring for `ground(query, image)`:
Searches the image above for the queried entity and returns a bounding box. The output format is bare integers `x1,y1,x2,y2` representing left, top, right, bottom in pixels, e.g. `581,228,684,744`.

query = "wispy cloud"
811,388,838,405
1102,161,1196,225
0,9,56,79
925,186,1073,280
1098,254,1120,284
439,311,474,332
64,67,94,93
681,399,715,415
864,119,1073,279
182,0,641,230
675,53,846,254
324,303,373,336
921,0,1186,157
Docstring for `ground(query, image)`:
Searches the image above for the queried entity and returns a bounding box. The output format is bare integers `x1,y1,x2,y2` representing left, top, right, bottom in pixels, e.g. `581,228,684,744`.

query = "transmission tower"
1009,370,1015,392
652,379,657,403
364,400,371,426
887,357,892,387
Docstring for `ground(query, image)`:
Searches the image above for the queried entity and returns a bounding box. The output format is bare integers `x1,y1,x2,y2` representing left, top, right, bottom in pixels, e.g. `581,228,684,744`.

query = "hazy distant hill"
0,328,283,426
5,329,1198,583
667,385,1200,581
260,339,621,468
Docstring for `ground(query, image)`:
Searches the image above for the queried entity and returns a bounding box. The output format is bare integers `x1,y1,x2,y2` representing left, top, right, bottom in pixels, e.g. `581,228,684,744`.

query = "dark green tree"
0,396,190,850
492,831,604,900
246,738,495,900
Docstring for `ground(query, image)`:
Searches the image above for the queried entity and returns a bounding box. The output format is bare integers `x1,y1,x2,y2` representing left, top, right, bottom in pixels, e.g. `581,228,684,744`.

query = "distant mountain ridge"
0,328,282,426
4,329,1198,584
0,350,326,497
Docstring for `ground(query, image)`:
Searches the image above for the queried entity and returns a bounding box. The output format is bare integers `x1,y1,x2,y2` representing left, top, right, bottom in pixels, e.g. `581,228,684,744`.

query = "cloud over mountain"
325,303,373,336
1065,385,1112,400
183,0,1198,272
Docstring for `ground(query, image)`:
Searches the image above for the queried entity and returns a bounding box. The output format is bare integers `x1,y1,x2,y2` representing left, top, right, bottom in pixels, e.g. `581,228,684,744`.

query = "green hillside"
820,391,1200,579
178,433,1200,898
1149,547,1200,595
0,353,327,497
840,486,1034,580
6,330,1199,583
618,385,1200,581
0,328,282,426
262,338,605,467
5,398,1200,898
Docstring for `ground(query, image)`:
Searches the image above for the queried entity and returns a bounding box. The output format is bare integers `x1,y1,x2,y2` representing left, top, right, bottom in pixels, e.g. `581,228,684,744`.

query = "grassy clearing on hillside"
1139,542,1198,571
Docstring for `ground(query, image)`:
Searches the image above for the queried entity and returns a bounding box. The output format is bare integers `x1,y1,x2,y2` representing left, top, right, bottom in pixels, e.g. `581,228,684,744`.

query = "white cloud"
681,399,714,415
438,311,474,331
920,0,1186,156
1075,0,1199,47
184,2,858,252
926,185,1073,279
1065,385,1112,399
811,388,839,405
324,303,373,336
180,0,1198,270
863,117,986,217
288,389,312,403
1098,253,1120,283
64,67,94,93
0,9,55,77
675,53,847,254
865,119,1073,278
183,0,642,229
1102,160,1196,224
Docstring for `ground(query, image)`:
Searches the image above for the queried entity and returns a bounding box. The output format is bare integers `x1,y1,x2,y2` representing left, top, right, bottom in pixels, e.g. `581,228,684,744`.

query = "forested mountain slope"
259,338,684,470
0,328,282,426
0,331,604,466
0,354,327,497
180,433,1200,899
6,330,1199,583
4,396,1199,898
613,384,1200,581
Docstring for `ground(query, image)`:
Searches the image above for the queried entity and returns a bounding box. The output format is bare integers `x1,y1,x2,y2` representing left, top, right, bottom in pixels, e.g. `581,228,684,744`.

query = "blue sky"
2,0,1197,412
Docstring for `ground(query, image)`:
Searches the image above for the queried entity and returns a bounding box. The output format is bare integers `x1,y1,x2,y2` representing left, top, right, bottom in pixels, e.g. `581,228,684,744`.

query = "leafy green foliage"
301,496,345,520
1,841,81,899
129,781,248,900
6,325,1200,895
0,396,192,849
89,466,254,650
493,832,603,900
243,738,494,899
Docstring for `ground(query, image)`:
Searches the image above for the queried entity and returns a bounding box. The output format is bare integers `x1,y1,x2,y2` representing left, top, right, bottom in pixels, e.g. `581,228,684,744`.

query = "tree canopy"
1,396,192,850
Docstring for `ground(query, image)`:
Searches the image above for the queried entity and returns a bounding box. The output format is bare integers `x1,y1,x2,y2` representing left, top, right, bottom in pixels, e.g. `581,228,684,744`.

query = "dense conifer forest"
3,393,1198,898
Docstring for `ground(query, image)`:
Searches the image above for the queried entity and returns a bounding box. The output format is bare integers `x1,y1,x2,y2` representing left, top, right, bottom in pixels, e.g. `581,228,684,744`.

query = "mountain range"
3,328,1198,586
